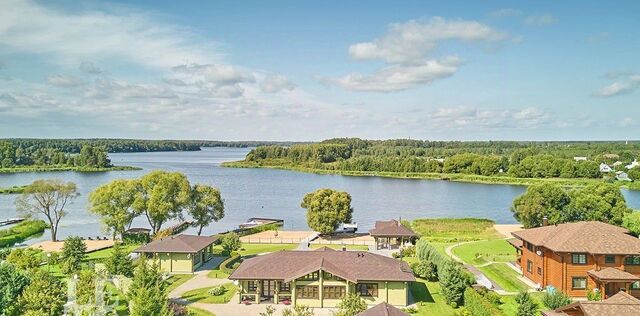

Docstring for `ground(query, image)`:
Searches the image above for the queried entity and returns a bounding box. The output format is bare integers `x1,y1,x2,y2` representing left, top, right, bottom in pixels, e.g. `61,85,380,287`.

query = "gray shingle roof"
357,302,409,316
369,220,417,237
133,234,218,254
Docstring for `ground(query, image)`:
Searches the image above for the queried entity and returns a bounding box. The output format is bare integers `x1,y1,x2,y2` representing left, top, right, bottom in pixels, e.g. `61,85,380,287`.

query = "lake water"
1,147,639,243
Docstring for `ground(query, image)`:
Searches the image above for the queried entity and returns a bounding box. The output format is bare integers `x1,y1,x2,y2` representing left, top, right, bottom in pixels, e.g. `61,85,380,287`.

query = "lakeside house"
626,159,639,170
510,221,640,299
616,171,632,181
369,219,418,250
228,247,415,307
357,302,409,316
134,234,218,273
599,163,612,173
542,290,640,316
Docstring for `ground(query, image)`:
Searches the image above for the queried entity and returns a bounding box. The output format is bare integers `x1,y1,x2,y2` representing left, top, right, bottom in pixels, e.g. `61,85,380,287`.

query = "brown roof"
357,302,409,316
511,221,640,255
229,247,415,283
588,268,640,282
507,238,523,248
549,291,640,316
134,234,218,254
369,220,418,237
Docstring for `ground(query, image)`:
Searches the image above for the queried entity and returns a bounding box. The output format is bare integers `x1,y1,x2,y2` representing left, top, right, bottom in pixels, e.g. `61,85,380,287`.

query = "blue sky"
1,0,639,141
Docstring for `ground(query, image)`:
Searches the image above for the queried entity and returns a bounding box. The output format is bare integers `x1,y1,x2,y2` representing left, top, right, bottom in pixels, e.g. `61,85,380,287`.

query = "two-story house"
511,221,640,299
229,247,415,307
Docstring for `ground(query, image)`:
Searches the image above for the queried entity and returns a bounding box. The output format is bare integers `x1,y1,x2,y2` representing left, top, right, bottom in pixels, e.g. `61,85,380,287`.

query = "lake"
1,147,639,243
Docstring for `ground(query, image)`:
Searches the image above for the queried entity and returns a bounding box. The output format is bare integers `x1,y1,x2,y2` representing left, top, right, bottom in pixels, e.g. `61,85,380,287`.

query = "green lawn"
207,256,231,279
412,218,501,242
181,283,238,304
84,244,140,262
410,278,457,315
187,306,215,316
105,281,129,315
238,243,298,256
165,273,196,293
310,244,369,251
452,239,517,265
478,263,529,293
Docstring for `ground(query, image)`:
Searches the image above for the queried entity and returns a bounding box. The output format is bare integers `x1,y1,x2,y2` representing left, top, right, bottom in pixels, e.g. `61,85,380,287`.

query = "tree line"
0,142,111,168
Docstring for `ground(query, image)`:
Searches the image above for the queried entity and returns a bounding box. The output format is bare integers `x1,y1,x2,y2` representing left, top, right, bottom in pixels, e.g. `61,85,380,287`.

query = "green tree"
132,171,191,234
105,242,134,277
6,248,43,271
89,179,139,239
301,189,353,234
220,232,241,255
628,167,640,181
335,293,367,316
188,184,225,235
412,260,438,281
61,236,87,275
15,179,79,241
127,259,173,316
542,290,572,309
16,270,66,316
623,211,640,236
515,291,538,316
439,261,472,307
568,183,631,225
0,263,30,314
511,183,571,228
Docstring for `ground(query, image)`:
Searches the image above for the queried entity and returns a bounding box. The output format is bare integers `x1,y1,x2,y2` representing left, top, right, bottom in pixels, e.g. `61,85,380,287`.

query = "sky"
0,0,639,141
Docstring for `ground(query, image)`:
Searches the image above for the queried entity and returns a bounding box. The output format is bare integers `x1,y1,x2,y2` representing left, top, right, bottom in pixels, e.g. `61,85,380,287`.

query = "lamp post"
47,252,51,273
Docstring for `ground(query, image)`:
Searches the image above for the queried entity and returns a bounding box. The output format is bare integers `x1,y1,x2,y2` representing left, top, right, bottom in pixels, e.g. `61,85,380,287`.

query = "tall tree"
132,171,191,234
89,179,139,239
301,188,353,234
16,270,66,316
188,184,225,235
15,179,79,241
105,242,134,277
0,263,30,315
511,183,571,228
127,259,173,316
60,236,87,275
568,183,631,225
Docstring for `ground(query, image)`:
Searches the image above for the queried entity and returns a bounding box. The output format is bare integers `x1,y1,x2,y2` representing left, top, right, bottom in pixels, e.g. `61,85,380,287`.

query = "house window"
526,242,534,252
572,253,587,265
324,272,345,281
625,256,640,265
632,282,640,290
527,260,533,273
296,286,319,299
323,286,346,299
605,255,616,264
356,283,378,297
247,281,257,292
300,271,319,281
279,282,291,292
572,277,587,289
537,267,542,275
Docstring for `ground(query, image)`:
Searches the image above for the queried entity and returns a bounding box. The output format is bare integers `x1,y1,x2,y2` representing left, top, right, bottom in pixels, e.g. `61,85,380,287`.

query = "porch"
372,236,414,250
238,279,293,305
588,267,640,299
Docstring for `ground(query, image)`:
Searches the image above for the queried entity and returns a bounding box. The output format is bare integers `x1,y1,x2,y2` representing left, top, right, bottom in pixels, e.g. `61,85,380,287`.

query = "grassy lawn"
84,244,140,262
310,244,369,251
165,273,196,293
478,263,529,293
188,306,215,316
207,256,231,279
238,243,298,256
410,278,457,315
452,239,517,265
412,218,501,242
181,283,237,304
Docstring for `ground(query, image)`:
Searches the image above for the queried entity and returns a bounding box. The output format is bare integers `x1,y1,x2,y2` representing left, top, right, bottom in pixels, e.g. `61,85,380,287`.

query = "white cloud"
489,8,522,18
79,62,103,75
47,74,83,87
348,17,510,64
260,75,295,93
328,57,460,92
593,73,639,97
0,0,220,68
524,14,558,26
171,63,255,86
620,117,635,127
424,106,553,129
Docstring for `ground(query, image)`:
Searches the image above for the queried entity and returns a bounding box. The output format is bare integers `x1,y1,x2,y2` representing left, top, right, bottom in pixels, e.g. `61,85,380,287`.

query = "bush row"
220,254,242,274
0,220,48,248
463,288,504,316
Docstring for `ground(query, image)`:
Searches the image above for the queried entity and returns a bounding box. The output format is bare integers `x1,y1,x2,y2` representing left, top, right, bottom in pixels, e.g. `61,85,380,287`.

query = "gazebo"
369,219,418,250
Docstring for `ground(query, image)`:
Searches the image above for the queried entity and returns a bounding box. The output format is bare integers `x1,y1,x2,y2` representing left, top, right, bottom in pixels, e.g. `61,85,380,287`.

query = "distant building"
599,163,612,173
626,159,639,170
617,171,632,181
369,219,418,250
574,157,588,161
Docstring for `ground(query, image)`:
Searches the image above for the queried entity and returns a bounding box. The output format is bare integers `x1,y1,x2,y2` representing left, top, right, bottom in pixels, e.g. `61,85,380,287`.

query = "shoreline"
0,165,141,174
222,160,639,190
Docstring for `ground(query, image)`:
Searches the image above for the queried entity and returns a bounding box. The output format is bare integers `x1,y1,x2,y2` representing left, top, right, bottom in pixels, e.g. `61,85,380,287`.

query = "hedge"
416,239,449,279
220,254,242,274
0,220,48,248
464,288,504,316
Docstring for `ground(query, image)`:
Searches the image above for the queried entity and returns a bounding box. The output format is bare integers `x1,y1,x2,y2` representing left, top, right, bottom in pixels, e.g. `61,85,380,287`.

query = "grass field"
452,239,517,265
187,306,215,316
181,283,238,304
310,244,369,251
166,274,196,293
84,244,140,262
410,278,458,315
213,243,298,257
478,263,529,293
412,218,501,242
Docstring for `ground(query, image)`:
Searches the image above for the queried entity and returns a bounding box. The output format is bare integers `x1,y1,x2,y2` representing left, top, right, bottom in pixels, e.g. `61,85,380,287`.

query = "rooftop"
588,267,640,282
511,221,640,255
369,219,418,237
134,234,218,254
229,247,415,283
546,291,640,316
357,302,408,316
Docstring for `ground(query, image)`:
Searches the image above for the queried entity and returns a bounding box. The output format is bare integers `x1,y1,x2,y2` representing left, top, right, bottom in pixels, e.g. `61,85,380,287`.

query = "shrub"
220,254,242,274
105,242,134,277
0,220,48,248
60,236,87,274
6,248,42,270
586,288,602,301
335,293,367,316
416,239,448,278
463,288,503,316
411,260,438,281
221,232,241,255
515,291,538,316
542,290,572,309
208,286,226,296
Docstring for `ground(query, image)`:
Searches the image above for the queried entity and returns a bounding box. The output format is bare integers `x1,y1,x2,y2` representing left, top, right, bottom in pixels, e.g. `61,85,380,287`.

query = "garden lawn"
412,218,501,242
181,283,237,304
187,306,215,316
165,274,196,293
478,263,529,293
452,239,517,265
410,278,457,315
238,243,297,256
310,244,369,251
84,244,140,262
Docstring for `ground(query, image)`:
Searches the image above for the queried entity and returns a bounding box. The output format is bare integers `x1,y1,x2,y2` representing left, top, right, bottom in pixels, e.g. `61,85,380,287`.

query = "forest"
233,138,640,181
0,142,111,169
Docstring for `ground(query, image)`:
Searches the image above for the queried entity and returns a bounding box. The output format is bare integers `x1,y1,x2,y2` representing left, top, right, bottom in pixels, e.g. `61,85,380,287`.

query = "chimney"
542,217,549,227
